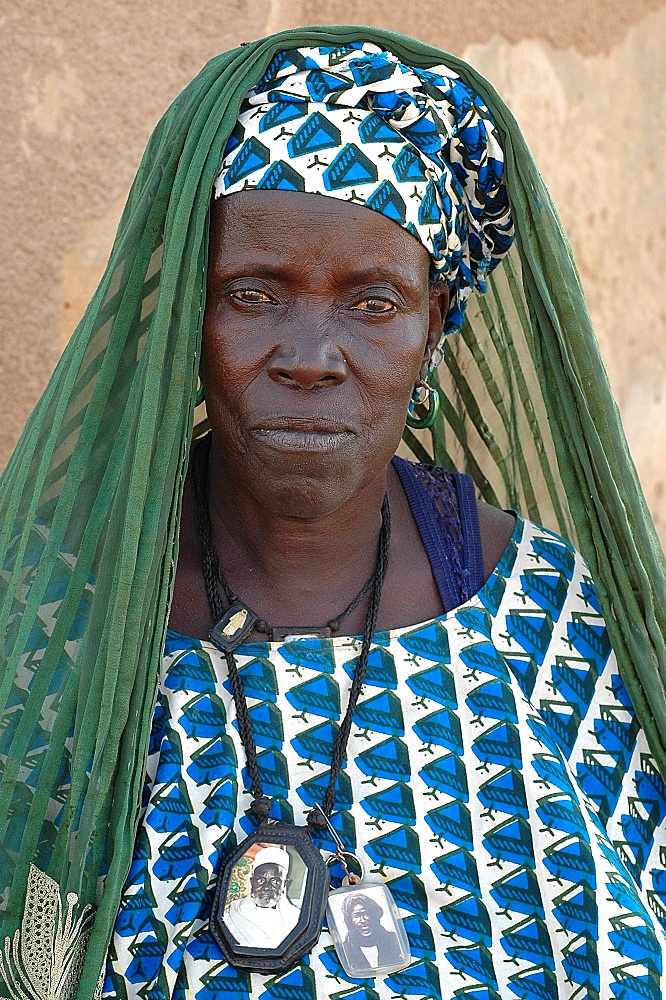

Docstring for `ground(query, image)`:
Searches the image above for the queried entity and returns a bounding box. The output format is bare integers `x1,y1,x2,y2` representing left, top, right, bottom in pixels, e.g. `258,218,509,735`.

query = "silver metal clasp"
312,803,364,886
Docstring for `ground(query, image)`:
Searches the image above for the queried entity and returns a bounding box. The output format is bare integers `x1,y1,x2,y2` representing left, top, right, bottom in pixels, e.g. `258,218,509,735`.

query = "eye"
229,287,273,304
354,296,396,315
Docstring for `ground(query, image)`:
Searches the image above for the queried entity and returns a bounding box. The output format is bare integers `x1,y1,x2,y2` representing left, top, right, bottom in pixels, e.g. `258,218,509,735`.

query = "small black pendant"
269,625,333,641
211,822,329,973
210,601,259,651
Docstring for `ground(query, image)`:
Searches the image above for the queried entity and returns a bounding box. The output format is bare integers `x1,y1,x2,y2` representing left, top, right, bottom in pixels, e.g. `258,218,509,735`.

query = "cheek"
200,318,260,411
357,367,420,462
361,328,428,410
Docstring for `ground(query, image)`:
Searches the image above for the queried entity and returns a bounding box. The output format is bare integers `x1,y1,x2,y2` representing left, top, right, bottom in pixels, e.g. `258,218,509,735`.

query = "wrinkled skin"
201,190,445,519
250,863,286,908
170,190,514,639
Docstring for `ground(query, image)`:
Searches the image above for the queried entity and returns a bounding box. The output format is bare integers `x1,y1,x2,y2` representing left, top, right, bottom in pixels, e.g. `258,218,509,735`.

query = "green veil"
0,26,664,998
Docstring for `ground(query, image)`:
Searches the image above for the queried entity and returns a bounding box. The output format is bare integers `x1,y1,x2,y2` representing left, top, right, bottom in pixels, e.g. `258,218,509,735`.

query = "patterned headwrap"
214,42,514,363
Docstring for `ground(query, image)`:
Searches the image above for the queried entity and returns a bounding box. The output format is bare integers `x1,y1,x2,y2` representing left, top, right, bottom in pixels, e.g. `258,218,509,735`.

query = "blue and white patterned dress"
104,514,666,999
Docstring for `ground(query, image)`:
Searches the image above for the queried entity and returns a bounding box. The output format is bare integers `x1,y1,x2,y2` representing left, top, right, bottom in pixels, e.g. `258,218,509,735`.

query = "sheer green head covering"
0,26,664,998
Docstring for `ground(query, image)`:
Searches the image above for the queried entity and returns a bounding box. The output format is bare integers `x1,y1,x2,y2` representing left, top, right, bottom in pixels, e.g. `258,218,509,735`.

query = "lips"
249,415,358,452
250,416,358,434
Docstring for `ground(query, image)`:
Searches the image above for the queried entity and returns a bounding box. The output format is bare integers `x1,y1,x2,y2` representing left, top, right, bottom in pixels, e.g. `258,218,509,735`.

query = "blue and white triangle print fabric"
105,516,666,999
214,43,514,361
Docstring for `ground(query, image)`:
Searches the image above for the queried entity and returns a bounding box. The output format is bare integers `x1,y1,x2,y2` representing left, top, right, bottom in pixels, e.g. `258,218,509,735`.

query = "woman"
1,26,665,1000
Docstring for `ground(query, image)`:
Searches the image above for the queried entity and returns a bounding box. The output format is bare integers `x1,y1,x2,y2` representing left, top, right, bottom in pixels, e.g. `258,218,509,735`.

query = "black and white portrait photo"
327,884,411,977
222,845,307,949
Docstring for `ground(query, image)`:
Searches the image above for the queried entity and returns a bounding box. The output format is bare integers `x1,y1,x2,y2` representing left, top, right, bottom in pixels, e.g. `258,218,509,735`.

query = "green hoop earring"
406,380,440,429
195,379,205,407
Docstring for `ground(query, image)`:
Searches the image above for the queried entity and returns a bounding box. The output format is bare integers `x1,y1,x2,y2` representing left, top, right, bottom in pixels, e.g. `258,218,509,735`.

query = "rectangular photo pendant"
326,881,411,978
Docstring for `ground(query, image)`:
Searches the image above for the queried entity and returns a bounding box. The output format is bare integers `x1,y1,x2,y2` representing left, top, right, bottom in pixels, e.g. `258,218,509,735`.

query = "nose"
266,322,347,390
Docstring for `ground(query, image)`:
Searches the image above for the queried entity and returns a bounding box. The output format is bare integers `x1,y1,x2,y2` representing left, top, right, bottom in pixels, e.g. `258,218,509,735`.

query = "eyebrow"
209,262,287,281
210,259,423,289
335,265,422,286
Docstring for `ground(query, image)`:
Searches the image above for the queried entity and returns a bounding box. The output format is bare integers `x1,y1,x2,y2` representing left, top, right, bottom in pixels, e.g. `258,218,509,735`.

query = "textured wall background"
1,0,664,542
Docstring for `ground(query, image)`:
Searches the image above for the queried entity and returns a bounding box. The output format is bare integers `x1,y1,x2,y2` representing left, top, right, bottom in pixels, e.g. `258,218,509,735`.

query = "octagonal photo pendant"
211,822,330,974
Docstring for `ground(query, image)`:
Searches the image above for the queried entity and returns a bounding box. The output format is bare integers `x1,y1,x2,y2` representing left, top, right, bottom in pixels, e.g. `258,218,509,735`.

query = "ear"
419,284,449,381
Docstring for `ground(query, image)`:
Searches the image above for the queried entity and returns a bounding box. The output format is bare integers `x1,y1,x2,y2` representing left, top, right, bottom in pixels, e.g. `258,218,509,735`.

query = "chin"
214,424,399,518
253,473,356,520
243,441,379,518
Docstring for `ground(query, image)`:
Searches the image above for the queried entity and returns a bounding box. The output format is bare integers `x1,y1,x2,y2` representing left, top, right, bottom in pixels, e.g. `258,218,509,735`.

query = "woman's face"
202,190,447,517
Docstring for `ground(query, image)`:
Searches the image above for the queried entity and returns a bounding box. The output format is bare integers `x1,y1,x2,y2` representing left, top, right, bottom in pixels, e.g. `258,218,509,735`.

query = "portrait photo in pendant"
326,882,411,978
222,842,308,949
211,822,329,972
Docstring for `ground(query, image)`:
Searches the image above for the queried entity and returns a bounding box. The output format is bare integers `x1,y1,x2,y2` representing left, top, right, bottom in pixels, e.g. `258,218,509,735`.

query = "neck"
205,439,389,628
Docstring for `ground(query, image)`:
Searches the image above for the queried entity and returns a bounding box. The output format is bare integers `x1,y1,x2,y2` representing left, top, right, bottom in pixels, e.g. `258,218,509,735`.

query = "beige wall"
1,1,665,543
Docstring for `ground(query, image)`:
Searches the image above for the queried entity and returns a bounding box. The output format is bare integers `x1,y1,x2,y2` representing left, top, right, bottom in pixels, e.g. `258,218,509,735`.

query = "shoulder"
228,895,251,915
392,456,516,584
470,492,585,591
477,501,516,584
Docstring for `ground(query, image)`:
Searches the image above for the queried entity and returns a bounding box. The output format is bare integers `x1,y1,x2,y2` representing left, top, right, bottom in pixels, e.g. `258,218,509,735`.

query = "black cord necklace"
196,451,379,648
193,435,410,976
193,433,391,824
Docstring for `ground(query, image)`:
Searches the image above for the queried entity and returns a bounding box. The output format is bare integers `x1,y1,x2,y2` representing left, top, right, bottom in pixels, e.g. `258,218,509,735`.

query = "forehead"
208,190,431,277
253,862,284,878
